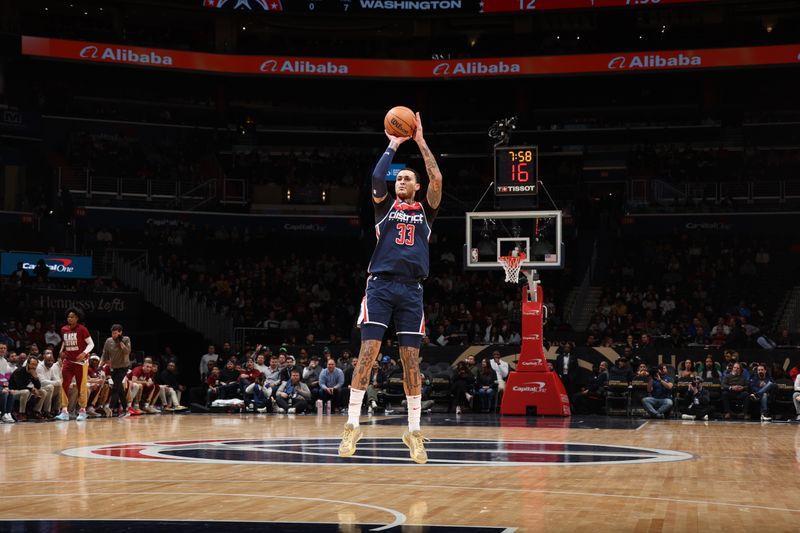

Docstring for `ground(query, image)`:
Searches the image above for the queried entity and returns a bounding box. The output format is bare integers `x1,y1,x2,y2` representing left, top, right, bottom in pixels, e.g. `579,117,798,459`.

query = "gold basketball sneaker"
402,430,430,464
338,423,364,458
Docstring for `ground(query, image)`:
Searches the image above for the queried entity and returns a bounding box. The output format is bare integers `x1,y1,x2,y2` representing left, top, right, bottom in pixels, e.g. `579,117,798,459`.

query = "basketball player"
55,308,94,421
339,112,442,463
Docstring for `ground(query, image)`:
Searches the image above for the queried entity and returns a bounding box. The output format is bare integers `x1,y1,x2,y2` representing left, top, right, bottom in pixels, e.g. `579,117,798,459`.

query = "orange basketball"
384,106,416,137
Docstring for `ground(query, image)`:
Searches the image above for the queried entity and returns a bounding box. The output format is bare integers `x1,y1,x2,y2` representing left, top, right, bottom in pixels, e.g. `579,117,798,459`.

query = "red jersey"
240,369,261,381
131,366,154,382
61,324,92,362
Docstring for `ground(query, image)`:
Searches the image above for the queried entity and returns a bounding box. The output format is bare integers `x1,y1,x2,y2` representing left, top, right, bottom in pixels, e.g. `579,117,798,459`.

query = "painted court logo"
62,438,692,466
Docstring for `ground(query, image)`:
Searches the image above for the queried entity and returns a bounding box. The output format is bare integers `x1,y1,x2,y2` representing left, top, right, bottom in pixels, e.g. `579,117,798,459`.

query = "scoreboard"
494,146,538,197
201,0,713,14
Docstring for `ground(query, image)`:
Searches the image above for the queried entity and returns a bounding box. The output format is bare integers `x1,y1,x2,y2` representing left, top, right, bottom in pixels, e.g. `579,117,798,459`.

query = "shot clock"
494,146,538,196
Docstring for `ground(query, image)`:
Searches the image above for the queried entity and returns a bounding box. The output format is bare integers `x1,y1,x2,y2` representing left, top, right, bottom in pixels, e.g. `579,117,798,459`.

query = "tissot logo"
80,46,99,58
260,60,278,72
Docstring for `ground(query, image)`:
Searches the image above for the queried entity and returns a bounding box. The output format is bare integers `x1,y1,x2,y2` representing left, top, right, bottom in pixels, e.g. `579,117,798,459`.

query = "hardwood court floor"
1,413,799,532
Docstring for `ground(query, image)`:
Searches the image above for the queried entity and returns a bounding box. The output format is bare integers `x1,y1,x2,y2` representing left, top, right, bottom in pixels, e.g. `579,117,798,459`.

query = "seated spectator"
248,373,273,413
571,361,609,415
9,356,47,421
608,357,634,383
696,356,721,383
238,358,261,403
157,361,187,411
680,377,712,420
721,362,750,419
217,359,241,402
793,371,800,422
642,364,674,419
206,366,222,406
263,355,282,393
318,358,344,414
129,359,160,414
275,369,311,414
677,359,696,382
302,356,322,402
0,379,13,423
367,355,392,414
634,363,649,381
474,358,497,412
748,364,777,422
36,349,61,416
450,361,475,415
86,355,109,417
342,355,361,409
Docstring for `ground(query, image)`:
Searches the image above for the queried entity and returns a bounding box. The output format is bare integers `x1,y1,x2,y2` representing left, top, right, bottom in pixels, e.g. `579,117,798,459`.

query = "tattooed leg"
399,346,422,397
353,340,382,390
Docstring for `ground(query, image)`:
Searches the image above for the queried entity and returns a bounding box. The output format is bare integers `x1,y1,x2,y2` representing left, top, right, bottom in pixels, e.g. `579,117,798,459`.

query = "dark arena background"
1,0,800,531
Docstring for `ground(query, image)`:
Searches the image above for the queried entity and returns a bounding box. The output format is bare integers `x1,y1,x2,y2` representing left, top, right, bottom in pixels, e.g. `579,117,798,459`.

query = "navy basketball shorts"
357,275,425,348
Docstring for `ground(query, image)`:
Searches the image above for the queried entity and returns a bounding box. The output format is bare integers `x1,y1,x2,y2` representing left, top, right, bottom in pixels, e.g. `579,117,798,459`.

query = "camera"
648,367,661,379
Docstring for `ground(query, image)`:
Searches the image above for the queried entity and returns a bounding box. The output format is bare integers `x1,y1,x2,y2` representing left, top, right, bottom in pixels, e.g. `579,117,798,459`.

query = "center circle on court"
61,438,693,466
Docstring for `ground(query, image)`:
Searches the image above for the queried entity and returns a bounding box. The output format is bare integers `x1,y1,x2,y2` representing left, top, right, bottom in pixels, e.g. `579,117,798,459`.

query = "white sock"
407,394,422,432
347,388,366,427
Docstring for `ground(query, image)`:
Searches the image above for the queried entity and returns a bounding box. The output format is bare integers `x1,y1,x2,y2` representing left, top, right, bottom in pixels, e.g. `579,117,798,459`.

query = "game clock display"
494,146,538,196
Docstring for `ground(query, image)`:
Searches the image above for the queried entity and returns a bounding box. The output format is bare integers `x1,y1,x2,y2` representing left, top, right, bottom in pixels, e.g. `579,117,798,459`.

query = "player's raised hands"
412,112,424,143
385,130,412,146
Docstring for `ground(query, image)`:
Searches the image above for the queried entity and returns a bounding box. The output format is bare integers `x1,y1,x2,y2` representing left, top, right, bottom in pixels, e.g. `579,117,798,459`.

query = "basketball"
384,106,416,137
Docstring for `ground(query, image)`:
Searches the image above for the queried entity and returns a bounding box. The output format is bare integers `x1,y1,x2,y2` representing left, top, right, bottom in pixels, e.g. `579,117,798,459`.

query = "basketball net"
498,253,526,284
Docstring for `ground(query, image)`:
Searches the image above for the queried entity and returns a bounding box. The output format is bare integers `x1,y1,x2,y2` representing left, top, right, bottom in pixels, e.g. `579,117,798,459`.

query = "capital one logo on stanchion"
522,333,541,341
512,380,547,394
518,359,544,368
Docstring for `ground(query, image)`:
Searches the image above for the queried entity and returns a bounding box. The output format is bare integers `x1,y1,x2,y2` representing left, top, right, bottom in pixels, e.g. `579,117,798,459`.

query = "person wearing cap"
680,376,712,420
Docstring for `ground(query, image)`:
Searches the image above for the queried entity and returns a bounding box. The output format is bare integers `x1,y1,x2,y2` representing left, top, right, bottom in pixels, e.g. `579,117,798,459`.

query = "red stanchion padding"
501,371,571,416
501,282,570,416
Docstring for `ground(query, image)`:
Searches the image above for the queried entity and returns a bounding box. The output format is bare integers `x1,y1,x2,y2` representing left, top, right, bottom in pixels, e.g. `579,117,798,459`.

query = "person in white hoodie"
36,349,61,416
0,342,15,423
793,372,800,422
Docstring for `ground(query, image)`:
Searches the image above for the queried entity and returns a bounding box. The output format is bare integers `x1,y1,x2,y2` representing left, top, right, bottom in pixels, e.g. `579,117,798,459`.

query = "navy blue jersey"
368,196,438,280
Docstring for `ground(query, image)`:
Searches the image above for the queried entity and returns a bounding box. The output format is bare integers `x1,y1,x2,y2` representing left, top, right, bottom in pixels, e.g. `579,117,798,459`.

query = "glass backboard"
465,210,563,270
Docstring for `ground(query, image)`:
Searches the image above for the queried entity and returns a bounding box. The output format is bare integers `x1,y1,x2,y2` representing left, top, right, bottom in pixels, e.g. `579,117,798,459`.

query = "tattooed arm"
413,112,442,210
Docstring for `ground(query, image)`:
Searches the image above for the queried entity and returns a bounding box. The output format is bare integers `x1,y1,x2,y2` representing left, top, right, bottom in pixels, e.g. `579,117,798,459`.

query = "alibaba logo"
80,46,99,59
432,63,450,76
46,258,74,266
259,59,278,72
607,56,626,70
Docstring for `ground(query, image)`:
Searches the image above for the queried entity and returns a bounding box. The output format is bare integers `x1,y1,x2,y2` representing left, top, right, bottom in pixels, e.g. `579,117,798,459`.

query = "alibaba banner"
22,36,800,79
1,252,93,279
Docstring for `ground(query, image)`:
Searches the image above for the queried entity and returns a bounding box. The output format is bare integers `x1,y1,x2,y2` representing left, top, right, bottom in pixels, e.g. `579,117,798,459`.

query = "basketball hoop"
498,253,526,283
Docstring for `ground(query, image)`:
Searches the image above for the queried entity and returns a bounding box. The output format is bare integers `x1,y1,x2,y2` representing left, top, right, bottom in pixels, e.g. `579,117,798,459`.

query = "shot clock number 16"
494,146,538,196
